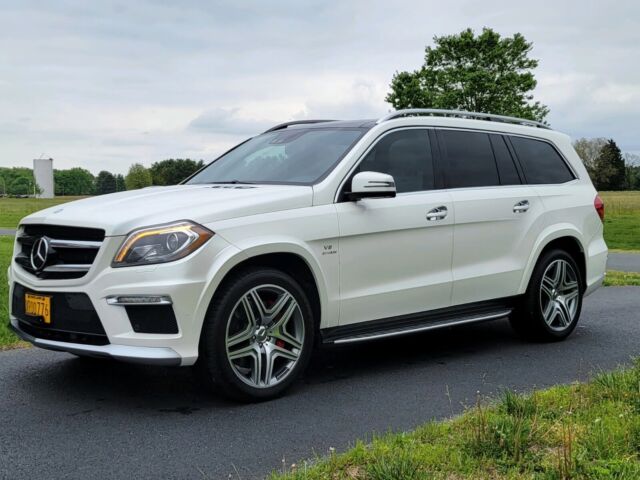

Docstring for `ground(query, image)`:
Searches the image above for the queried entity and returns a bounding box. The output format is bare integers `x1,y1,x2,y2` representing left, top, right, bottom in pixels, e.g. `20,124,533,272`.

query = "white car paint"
8,114,607,366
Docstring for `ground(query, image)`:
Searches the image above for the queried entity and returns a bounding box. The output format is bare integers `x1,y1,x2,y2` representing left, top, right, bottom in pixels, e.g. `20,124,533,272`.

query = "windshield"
186,128,366,185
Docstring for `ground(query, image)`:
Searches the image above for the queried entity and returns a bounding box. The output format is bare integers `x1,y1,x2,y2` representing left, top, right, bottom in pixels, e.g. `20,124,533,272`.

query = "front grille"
12,283,109,346
15,224,105,279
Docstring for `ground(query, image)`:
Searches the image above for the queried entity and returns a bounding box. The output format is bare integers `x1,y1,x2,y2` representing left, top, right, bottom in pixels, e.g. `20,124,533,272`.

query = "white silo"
33,158,54,198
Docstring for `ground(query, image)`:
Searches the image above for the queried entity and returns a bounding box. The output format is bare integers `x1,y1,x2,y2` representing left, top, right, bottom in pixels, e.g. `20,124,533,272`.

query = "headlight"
112,221,214,267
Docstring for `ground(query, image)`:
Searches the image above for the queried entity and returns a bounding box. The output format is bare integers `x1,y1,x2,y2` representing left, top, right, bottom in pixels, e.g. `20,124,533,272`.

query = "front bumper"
10,318,181,365
8,233,241,366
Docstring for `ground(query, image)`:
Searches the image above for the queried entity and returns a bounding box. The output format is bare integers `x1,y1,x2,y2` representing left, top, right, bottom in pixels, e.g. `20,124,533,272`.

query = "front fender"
193,235,335,347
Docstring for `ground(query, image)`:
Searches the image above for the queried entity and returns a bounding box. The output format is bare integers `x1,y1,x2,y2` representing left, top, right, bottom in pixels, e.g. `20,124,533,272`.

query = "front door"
335,128,454,326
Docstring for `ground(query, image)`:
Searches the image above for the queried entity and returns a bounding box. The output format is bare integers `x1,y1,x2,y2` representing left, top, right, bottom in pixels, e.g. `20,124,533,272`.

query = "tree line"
573,138,640,190
0,159,204,196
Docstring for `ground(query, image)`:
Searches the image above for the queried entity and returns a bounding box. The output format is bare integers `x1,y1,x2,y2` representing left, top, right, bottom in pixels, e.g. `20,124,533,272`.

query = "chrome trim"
15,232,103,279
377,109,550,130
331,310,511,344
513,200,530,213
43,264,91,273
426,206,448,221
9,318,181,366
106,295,173,306
49,239,102,249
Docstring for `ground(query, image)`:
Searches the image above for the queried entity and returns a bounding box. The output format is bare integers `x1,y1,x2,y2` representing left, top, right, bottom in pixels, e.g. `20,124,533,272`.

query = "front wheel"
510,249,583,341
196,268,314,401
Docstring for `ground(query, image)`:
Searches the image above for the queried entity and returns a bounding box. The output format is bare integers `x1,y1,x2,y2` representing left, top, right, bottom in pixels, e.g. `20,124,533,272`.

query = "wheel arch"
195,242,329,347
520,227,587,294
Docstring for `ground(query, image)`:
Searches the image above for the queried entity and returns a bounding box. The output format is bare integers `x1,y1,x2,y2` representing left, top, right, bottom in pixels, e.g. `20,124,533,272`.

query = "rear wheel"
197,268,314,401
510,249,583,341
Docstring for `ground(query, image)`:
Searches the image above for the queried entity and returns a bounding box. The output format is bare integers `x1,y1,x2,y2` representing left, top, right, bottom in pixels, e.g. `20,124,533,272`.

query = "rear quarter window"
509,136,575,184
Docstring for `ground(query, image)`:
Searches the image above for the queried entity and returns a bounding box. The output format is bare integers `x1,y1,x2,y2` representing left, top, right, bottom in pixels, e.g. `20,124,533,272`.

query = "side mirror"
347,171,396,201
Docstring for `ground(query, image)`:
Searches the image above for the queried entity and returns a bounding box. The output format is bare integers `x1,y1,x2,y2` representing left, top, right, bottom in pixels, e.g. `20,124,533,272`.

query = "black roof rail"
376,109,550,130
262,119,337,133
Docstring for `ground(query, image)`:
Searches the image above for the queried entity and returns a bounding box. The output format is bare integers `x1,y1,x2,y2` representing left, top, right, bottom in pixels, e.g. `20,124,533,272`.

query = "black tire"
196,267,315,402
510,249,583,342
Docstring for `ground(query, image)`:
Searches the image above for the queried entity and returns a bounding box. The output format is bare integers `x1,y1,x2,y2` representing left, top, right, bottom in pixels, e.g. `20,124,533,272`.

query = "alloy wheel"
539,259,580,331
225,284,305,388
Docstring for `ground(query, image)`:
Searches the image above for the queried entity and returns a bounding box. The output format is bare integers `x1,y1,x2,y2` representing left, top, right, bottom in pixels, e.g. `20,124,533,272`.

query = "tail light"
594,194,605,222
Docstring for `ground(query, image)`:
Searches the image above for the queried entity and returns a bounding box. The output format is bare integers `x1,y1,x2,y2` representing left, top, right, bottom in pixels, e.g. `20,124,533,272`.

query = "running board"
321,299,517,345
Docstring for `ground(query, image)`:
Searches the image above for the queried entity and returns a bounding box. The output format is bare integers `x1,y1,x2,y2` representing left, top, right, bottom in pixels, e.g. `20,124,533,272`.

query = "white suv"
8,109,608,401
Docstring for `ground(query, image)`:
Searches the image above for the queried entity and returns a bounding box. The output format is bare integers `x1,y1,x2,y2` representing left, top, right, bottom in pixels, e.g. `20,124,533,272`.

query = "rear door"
437,129,542,305
335,128,454,326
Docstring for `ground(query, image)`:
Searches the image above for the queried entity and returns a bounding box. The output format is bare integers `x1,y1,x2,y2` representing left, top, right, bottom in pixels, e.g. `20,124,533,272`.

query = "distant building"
33,158,54,198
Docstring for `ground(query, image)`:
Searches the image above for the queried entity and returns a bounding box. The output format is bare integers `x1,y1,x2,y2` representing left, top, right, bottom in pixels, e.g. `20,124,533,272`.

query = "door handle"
513,200,530,213
426,206,448,221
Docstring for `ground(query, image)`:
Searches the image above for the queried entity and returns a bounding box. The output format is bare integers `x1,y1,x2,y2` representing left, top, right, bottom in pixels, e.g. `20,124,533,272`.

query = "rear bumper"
585,238,608,297
584,273,605,297
9,318,181,365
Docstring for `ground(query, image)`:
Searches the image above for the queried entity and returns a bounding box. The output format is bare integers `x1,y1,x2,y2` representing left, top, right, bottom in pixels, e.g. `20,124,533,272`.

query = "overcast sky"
1,0,638,173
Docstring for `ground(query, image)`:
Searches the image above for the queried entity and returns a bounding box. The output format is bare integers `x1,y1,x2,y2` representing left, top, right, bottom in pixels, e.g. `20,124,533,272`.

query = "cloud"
188,107,273,135
0,0,639,173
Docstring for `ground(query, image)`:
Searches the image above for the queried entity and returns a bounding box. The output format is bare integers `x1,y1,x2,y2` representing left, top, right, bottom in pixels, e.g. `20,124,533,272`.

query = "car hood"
21,184,313,236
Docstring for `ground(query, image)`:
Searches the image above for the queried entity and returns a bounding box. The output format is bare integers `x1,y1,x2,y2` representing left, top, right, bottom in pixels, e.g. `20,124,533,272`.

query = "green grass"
600,191,640,251
271,360,640,480
0,236,27,349
604,270,640,287
0,196,85,229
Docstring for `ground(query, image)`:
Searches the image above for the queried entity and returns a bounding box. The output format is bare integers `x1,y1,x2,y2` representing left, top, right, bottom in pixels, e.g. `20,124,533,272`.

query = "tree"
8,176,31,195
95,171,117,195
149,159,204,185
624,153,640,190
115,174,126,192
593,139,626,191
573,138,608,180
125,163,152,190
0,167,36,196
386,28,549,122
54,168,95,195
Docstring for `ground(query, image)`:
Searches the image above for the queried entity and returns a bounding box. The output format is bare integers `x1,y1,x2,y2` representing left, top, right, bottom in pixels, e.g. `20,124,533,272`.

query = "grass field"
271,360,640,479
604,270,640,287
600,191,640,251
0,196,85,228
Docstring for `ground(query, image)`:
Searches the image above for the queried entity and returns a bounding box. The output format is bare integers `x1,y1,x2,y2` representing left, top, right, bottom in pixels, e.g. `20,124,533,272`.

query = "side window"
490,135,521,185
355,129,434,193
509,136,575,184
440,130,499,188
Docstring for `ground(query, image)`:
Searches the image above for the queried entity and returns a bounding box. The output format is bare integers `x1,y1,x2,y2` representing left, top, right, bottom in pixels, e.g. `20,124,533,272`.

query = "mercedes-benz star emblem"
30,237,50,272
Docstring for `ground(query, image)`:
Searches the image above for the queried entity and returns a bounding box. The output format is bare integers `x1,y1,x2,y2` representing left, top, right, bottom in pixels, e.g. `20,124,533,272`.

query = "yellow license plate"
25,293,52,324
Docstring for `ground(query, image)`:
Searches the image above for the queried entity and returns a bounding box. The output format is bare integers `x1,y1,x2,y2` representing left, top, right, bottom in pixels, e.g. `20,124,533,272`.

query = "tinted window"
355,129,434,193
510,136,575,184
186,128,365,185
440,130,499,188
490,135,521,185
